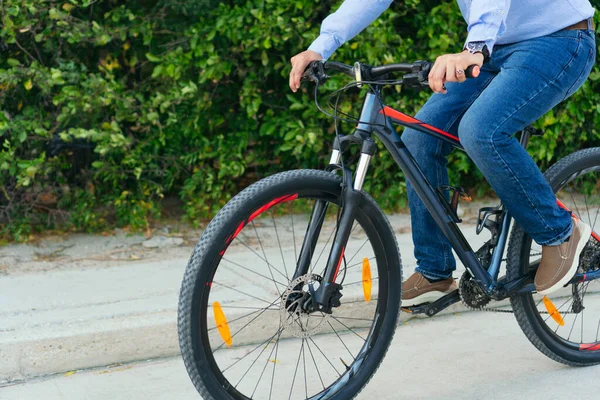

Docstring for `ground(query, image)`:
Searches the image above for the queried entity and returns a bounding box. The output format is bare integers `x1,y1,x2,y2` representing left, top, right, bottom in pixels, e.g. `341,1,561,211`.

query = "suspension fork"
310,139,376,311
292,138,374,278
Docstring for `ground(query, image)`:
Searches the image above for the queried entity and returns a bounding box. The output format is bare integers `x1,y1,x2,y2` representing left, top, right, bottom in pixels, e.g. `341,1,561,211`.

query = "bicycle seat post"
519,126,544,148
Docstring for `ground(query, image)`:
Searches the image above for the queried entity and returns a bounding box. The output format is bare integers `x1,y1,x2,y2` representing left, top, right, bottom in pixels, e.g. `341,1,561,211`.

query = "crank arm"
401,289,461,317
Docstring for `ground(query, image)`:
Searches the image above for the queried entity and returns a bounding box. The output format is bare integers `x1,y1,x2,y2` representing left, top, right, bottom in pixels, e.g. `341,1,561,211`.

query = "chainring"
279,274,331,338
459,271,492,310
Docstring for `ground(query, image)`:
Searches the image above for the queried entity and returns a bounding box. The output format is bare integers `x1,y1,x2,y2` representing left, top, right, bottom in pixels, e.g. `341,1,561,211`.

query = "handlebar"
301,60,479,89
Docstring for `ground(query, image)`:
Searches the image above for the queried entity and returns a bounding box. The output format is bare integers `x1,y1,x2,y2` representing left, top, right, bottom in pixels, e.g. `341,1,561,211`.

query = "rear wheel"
178,169,402,399
508,148,600,365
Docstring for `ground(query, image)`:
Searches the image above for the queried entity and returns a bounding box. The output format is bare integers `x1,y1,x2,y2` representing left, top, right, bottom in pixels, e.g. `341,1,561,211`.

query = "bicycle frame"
297,89,600,311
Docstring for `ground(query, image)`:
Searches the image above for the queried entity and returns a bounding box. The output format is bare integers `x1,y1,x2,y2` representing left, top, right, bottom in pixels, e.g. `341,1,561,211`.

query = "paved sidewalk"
3,310,599,400
0,204,495,383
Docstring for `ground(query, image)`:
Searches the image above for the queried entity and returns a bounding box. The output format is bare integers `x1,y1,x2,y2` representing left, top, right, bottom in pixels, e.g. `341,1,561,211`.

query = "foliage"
1,0,599,240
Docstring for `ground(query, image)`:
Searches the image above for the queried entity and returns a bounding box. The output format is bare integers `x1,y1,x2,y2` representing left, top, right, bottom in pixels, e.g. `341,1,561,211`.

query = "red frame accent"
380,106,460,142
333,247,345,281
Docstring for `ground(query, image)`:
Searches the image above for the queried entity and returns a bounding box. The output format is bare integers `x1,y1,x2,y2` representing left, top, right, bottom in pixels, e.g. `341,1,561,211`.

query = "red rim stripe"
580,342,600,351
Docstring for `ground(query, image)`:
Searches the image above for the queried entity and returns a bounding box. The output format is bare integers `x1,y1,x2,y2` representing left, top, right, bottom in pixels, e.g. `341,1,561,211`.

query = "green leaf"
146,53,161,62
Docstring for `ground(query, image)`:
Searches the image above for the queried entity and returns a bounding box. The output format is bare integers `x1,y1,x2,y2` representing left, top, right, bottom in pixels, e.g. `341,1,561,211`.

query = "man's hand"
428,50,484,94
289,50,322,92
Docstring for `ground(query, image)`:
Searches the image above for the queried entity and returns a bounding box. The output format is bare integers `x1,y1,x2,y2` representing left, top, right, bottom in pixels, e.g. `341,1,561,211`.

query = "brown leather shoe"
402,272,457,307
535,217,592,295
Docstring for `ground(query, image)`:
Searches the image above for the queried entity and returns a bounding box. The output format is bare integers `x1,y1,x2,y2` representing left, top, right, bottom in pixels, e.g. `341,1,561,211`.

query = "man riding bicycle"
289,0,597,307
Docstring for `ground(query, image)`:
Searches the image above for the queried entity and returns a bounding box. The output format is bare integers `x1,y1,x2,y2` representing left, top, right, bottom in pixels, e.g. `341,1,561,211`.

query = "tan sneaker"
402,272,457,307
535,217,592,295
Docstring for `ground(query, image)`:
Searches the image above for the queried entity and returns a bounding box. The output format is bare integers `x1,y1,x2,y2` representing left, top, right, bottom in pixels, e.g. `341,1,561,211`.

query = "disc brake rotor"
279,274,331,338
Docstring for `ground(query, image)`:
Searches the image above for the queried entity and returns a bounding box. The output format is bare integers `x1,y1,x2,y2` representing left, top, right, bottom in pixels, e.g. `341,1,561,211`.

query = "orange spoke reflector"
542,296,565,327
213,301,232,347
362,258,372,302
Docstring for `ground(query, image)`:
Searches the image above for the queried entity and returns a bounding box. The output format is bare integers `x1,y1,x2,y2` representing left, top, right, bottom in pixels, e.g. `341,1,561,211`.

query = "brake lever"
403,60,433,90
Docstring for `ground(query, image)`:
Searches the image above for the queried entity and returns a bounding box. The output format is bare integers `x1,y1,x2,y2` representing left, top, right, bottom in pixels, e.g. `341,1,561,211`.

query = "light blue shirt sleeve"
308,0,394,60
465,0,511,54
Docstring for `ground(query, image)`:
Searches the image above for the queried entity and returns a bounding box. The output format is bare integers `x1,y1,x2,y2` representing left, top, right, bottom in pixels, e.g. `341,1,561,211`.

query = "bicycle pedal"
401,289,461,317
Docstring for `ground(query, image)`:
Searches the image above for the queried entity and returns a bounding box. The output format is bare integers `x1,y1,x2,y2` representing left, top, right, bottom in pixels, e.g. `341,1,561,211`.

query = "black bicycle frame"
297,89,598,311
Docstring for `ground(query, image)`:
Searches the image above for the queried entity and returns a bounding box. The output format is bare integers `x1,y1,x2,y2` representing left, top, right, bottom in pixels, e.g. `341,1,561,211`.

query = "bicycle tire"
507,147,600,365
178,169,402,399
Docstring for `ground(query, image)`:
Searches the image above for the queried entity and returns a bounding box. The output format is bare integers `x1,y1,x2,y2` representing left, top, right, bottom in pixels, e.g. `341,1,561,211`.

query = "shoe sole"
537,222,593,296
401,290,449,307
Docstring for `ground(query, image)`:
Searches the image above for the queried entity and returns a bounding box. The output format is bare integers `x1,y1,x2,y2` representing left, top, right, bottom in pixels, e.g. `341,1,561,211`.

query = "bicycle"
177,59,600,399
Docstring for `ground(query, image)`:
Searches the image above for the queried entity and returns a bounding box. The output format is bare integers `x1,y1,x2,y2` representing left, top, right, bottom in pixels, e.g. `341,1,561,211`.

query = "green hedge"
1,0,599,241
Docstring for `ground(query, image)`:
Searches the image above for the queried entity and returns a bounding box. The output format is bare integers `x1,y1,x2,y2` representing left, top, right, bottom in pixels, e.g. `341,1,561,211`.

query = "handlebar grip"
465,65,480,79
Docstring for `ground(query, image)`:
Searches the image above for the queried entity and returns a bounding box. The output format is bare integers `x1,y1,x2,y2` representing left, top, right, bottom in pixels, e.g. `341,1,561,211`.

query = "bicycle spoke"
212,281,276,306
288,340,304,400
303,338,308,399
305,338,326,390
581,303,584,343
213,299,280,353
584,193,592,225
291,201,298,265
310,221,337,275
344,277,380,287
592,201,600,230
222,257,288,288
223,326,283,373
344,297,378,304
569,189,584,221
234,237,289,282
235,328,282,388
209,308,265,332
327,321,355,361
252,221,284,297
272,213,290,280
268,328,282,400
208,304,279,311
568,308,580,341
345,238,370,266
346,256,376,271
252,329,283,398
308,337,342,377
332,316,374,322
332,316,367,341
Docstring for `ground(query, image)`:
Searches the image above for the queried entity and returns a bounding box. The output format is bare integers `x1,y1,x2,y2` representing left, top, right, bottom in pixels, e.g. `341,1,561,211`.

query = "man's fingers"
428,60,440,92
289,60,303,92
432,63,446,93
289,71,297,92
446,63,456,83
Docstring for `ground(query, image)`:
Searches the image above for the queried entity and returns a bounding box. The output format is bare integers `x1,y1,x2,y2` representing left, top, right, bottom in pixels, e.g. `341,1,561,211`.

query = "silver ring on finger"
456,69,464,76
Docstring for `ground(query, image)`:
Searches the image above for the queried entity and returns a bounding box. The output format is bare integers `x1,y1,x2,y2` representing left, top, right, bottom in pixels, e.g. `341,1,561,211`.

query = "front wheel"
178,169,402,399
508,148,600,365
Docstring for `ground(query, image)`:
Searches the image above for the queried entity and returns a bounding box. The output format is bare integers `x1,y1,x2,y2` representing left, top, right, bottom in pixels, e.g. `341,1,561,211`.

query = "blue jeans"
403,29,597,281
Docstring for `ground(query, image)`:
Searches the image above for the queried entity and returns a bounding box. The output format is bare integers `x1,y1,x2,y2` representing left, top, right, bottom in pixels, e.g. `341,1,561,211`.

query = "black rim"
194,191,391,399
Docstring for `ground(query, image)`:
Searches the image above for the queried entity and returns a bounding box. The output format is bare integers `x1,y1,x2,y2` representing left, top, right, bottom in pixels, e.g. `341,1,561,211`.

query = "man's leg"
458,30,596,294
401,68,497,306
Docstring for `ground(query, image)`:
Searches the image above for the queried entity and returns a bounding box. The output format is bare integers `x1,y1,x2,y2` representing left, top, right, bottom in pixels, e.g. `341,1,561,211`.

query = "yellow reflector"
543,296,565,327
362,258,372,302
213,301,232,347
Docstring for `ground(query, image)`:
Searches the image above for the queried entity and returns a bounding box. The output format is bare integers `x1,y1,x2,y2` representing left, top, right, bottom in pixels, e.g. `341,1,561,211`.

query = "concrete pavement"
0,202,497,384
3,310,599,400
